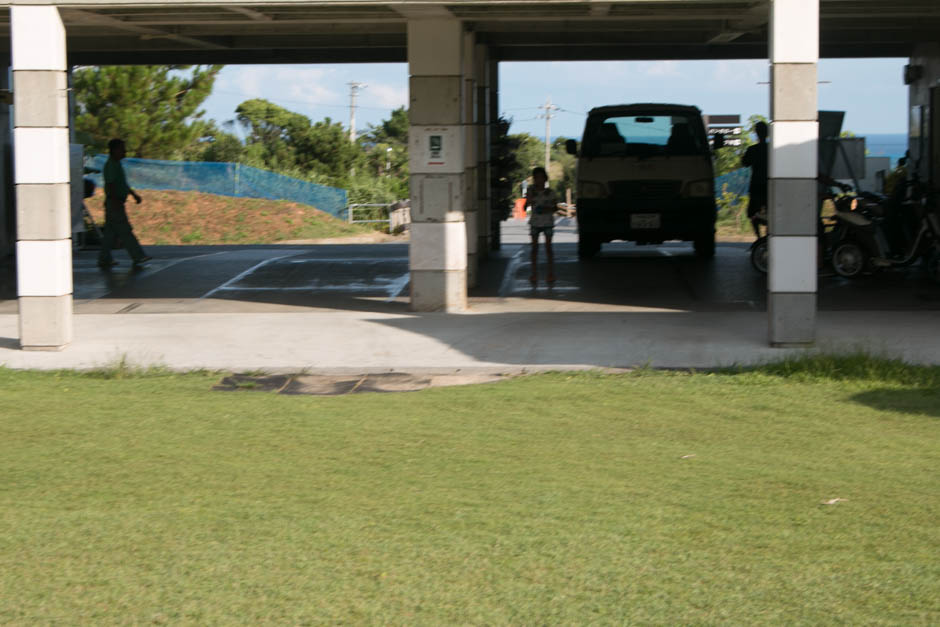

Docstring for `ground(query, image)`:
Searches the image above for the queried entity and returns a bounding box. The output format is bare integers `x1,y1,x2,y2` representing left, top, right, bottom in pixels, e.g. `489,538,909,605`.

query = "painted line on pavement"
385,272,411,301
498,247,526,296
199,253,300,300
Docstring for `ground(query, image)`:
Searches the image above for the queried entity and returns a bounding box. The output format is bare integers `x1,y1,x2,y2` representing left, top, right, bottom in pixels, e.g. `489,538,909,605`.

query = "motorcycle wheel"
750,237,768,274
831,241,866,278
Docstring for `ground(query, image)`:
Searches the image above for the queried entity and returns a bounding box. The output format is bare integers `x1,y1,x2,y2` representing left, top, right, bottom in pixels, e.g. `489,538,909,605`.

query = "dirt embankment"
84,189,404,245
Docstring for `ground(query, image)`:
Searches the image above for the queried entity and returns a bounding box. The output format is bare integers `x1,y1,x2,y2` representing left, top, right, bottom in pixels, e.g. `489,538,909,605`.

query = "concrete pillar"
907,43,940,187
475,43,491,260
0,69,13,260
12,5,73,350
487,58,501,251
462,31,479,288
768,0,818,347
407,18,467,311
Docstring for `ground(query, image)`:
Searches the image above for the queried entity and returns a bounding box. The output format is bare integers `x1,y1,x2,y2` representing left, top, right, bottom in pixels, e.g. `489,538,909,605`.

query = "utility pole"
538,96,559,177
348,81,367,142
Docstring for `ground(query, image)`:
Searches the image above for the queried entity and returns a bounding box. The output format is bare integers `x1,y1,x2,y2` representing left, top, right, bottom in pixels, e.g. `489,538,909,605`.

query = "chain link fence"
86,156,348,219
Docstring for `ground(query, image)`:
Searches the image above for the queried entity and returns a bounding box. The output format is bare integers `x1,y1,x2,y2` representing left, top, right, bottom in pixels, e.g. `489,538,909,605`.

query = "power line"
538,96,560,175
212,88,398,112
347,81,367,142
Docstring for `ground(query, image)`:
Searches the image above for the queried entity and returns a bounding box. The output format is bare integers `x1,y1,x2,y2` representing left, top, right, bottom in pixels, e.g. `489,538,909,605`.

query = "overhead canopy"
0,0,938,65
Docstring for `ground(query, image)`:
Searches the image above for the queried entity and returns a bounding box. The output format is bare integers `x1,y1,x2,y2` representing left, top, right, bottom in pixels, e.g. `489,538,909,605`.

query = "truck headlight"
579,181,607,199
685,179,713,197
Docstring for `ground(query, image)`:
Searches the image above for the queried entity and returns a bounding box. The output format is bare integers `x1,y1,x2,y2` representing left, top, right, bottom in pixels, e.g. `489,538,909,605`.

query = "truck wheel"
693,231,716,258
750,236,768,274
926,246,940,284
578,237,601,259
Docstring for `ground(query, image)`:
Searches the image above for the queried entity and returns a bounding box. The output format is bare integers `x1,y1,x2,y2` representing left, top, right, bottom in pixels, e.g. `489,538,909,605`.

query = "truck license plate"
630,213,660,229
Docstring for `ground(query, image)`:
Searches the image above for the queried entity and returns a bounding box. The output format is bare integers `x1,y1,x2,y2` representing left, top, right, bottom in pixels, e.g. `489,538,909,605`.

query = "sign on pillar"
410,126,463,173
408,124,468,311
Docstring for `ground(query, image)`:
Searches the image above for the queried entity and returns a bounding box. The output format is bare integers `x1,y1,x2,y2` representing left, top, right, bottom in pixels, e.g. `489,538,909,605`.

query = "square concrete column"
768,0,818,346
487,58,501,251
408,18,468,311
12,5,73,350
0,68,13,260
462,30,479,288
475,43,492,261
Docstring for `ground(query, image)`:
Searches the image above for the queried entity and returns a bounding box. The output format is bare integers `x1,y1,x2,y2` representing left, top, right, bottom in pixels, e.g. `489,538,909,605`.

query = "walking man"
98,138,150,268
742,121,768,238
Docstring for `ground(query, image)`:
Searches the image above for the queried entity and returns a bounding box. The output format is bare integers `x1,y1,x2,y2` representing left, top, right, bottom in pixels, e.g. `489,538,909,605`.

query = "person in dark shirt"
98,138,151,269
742,121,768,237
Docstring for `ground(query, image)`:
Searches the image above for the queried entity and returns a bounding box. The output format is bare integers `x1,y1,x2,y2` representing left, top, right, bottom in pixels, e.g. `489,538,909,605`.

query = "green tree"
235,98,311,172
713,114,769,176
508,132,545,195
362,106,408,145
303,118,364,184
358,106,409,197
235,98,362,185
490,117,521,225
550,136,577,201
73,65,222,159
184,121,244,163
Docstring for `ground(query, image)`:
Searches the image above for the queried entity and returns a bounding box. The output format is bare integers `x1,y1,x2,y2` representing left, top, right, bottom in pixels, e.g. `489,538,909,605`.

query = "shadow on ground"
851,388,940,417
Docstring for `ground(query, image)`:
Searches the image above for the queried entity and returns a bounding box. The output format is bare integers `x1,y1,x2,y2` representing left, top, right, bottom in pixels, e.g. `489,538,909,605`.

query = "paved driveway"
1,218,938,314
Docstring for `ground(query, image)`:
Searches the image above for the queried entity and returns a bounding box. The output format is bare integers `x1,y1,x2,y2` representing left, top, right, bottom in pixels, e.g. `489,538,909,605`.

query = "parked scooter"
749,208,768,273
749,184,853,275
829,182,940,282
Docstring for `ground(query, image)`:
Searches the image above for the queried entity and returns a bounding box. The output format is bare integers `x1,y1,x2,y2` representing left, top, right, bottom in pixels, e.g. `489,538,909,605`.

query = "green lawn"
1,359,937,624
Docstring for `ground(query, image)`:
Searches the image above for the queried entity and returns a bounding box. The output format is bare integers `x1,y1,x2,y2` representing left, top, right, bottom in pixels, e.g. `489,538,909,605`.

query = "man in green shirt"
97,138,150,268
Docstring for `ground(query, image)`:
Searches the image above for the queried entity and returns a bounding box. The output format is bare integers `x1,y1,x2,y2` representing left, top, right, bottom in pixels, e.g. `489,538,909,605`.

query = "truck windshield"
582,113,707,157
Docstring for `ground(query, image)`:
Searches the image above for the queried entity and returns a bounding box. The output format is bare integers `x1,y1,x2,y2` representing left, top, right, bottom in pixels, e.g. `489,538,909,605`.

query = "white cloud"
364,83,409,110
711,60,766,90
216,65,343,108
643,61,681,77
218,66,267,97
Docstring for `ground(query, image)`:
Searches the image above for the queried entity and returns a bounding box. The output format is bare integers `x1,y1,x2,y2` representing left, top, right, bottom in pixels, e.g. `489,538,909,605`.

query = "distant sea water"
551,133,910,166
864,133,908,166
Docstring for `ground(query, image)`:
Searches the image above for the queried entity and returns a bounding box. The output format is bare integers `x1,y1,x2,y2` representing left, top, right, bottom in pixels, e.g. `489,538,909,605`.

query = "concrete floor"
2,218,938,316
1,219,939,371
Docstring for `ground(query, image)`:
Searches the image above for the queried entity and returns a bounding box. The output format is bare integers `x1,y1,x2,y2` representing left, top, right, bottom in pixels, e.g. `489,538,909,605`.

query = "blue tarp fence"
714,168,750,199
86,155,348,219
86,154,744,216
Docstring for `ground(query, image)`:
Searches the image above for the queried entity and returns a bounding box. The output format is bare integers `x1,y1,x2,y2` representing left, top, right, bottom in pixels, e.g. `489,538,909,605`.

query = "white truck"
566,103,717,259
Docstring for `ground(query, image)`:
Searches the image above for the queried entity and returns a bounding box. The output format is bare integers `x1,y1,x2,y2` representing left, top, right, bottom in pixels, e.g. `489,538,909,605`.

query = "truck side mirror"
565,139,578,155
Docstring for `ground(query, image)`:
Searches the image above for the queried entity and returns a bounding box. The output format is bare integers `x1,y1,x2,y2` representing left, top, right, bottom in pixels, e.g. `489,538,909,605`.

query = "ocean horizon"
864,133,908,164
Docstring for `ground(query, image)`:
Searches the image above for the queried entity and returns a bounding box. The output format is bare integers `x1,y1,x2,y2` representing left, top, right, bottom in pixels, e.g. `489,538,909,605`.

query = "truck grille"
609,180,681,204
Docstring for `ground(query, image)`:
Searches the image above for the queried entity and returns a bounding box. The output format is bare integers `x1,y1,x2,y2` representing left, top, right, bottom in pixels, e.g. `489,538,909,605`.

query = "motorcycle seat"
835,210,871,227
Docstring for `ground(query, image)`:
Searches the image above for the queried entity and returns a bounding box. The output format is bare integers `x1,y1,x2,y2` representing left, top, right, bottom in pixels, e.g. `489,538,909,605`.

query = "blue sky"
202,58,908,141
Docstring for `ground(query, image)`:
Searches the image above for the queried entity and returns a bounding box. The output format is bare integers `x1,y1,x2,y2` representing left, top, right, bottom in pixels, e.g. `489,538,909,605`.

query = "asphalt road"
1,218,938,314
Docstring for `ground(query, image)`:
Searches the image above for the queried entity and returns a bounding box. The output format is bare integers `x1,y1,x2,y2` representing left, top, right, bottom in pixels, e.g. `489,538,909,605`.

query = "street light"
385,147,392,174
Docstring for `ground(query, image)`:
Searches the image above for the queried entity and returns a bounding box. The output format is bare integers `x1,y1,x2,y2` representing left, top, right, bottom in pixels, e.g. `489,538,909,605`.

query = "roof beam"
710,1,768,45
225,7,273,22
61,8,230,50
390,4,454,19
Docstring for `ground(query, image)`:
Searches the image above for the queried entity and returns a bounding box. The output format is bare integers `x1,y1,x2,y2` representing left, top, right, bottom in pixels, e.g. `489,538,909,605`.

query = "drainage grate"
213,373,507,396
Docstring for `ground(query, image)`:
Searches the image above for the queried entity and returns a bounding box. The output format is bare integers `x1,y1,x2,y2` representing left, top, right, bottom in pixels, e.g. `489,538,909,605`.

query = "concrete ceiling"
1,1,938,65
